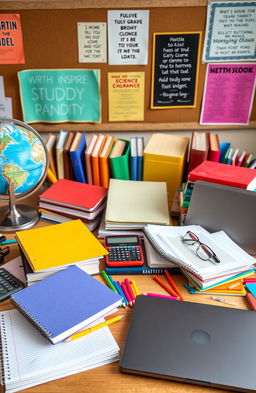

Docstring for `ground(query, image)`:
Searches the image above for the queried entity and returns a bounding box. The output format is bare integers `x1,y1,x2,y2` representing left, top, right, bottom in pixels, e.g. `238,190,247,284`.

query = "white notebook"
0,309,119,393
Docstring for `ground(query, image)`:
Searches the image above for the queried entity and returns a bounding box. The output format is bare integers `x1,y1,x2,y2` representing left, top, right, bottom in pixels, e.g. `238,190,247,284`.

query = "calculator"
0,268,24,302
104,235,145,267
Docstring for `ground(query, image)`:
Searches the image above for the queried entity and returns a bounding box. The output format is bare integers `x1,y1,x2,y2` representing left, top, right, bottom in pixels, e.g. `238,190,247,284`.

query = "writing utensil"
112,281,126,308
117,281,128,305
121,282,133,307
0,239,17,245
124,278,135,303
153,275,179,298
164,269,184,300
101,270,118,294
209,296,238,306
65,315,123,342
228,282,241,289
145,293,179,300
131,279,140,296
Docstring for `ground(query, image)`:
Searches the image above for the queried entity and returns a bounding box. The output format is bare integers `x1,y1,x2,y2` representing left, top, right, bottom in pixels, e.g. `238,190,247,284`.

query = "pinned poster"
0,14,25,64
200,63,256,125
0,76,13,118
18,69,101,123
202,1,256,62
108,10,149,65
108,72,144,121
77,22,107,63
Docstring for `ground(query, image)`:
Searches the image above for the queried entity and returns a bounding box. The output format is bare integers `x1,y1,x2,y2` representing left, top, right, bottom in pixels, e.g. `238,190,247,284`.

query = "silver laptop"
185,180,256,255
120,295,256,392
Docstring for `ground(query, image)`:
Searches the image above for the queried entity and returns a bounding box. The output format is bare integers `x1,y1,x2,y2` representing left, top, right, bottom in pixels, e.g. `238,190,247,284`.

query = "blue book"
219,142,231,163
130,136,138,181
70,132,87,183
105,261,179,275
11,265,122,344
137,136,144,181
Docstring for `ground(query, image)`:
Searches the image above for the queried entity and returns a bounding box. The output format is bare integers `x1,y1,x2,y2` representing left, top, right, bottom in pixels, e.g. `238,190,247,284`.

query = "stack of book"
0,265,122,391
39,179,108,231
105,179,170,231
16,220,108,285
144,224,255,291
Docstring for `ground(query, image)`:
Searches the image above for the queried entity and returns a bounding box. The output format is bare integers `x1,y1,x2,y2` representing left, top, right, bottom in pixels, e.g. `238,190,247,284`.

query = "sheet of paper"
0,14,25,64
77,22,107,63
18,69,101,123
108,72,144,121
202,0,256,62
0,97,12,118
108,10,149,65
200,63,256,125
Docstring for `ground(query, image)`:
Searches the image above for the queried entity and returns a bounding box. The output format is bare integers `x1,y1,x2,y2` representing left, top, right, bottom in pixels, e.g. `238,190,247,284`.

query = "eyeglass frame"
182,231,221,264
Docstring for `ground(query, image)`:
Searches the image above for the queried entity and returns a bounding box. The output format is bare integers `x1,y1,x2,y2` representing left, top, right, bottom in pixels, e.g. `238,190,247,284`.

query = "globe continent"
0,124,46,196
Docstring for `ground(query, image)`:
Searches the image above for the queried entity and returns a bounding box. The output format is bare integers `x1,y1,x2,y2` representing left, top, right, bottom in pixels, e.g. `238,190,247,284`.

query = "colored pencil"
153,275,178,297
145,293,179,300
117,281,128,305
65,315,123,342
131,279,140,296
121,282,133,307
164,269,184,300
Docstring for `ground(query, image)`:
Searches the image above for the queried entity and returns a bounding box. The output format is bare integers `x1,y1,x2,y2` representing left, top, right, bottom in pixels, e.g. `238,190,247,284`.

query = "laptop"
120,295,256,392
184,180,256,255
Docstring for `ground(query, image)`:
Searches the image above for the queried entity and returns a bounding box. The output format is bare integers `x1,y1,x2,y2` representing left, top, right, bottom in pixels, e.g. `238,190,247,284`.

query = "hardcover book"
70,132,87,183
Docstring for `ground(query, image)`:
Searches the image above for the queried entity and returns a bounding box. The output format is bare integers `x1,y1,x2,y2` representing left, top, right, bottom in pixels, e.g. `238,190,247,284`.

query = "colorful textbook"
11,265,122,343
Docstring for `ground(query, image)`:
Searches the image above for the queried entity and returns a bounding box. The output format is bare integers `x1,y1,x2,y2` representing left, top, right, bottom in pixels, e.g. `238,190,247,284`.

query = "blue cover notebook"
70,132,87,183
11,265,122,344
130,136,138,181
137,136,144,181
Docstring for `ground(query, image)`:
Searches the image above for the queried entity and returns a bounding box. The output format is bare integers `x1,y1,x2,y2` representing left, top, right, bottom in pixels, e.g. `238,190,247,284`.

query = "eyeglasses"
182,231,221,264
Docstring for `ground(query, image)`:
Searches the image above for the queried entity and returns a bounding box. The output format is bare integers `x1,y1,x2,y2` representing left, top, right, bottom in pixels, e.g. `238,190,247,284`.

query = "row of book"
46,131,144,188
188,131,256,173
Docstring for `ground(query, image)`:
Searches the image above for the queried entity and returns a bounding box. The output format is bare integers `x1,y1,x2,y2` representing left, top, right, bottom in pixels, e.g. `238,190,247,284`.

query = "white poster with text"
77,22,107,63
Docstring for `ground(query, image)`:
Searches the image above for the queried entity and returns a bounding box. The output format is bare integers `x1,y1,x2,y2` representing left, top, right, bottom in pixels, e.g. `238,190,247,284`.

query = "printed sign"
77,22,107,63
108,72,144,121
0,14,25,64
108,10,149,65
151,32,201,108
203,1,256,62
200,63,256,125
18,69,101,123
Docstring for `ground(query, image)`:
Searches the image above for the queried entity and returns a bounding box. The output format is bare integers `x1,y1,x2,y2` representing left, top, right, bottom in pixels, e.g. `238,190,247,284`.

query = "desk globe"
0,119,48,232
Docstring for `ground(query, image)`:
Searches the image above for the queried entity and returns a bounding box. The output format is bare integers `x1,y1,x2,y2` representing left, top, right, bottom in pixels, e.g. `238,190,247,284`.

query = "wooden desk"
0,221,250,393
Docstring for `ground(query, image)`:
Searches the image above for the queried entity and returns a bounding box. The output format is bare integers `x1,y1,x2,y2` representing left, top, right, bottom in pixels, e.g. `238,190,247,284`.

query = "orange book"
91,134,107,186
99,135,116,188
85,134,98,184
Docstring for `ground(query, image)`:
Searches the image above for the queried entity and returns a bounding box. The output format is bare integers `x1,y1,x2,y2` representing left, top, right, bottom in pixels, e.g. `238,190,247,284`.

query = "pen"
101,270,118,294
153,275,178,298
65,315,123,342
131,279,140,296
209,296,238,306
0,239,17,245
164,269,184,300
124,278,135,303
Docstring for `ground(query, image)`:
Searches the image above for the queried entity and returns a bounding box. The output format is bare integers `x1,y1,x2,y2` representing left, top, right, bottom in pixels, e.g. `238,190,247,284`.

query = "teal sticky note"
246,283,256,298
18,69,101,123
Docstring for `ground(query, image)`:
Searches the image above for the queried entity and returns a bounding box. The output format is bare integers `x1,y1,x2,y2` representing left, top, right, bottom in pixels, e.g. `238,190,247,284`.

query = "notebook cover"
16,220,108,272
109,140,130,180
63,132,75,180
11,265,122,343
188,160,256,189
39,179,107,212
92,135,107,186
99,135,116,188
70,132,87,183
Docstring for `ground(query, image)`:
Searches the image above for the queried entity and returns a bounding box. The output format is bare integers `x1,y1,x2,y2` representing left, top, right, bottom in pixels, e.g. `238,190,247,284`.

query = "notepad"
0,309,119,393
16,219,108,272
11,265,122,343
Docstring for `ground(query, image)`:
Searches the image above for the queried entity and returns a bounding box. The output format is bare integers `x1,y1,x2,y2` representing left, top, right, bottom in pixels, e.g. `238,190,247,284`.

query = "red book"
188,131,208,173
207,132,220,162
188,160,256,190
39,179,108,213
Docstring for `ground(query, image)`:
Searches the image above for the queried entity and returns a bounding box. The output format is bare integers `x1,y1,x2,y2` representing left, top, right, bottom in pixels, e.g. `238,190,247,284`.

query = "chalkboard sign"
151,32,202,109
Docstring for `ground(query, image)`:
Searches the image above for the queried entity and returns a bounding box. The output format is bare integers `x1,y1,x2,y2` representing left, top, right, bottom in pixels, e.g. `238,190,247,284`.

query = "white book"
0,309,119,393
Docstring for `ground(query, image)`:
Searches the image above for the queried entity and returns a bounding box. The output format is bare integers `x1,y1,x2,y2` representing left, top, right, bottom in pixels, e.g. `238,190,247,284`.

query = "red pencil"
152,275,179,298
164,269,184,301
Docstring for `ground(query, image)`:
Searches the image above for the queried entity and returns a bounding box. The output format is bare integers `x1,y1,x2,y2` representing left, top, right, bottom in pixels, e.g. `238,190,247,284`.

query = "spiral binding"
0,313,10,385
11,300,53,339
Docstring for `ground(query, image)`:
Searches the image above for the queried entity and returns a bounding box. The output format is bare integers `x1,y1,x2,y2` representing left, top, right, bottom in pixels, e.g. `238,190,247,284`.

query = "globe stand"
0,182,40,232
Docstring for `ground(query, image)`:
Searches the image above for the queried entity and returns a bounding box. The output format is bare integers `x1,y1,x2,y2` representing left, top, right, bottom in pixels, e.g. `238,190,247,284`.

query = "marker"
131,279,140,296
164,269,184,300
124,278,135,303
153,275,179,298
145,293,179,300
101,270,118,294
121,282,133,307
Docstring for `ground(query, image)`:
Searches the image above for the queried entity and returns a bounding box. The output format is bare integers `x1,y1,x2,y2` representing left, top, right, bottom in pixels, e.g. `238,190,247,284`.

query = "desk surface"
0,220,250,393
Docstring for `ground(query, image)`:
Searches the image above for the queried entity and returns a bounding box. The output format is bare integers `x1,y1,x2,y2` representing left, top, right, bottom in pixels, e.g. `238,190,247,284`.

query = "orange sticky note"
0,14,25,64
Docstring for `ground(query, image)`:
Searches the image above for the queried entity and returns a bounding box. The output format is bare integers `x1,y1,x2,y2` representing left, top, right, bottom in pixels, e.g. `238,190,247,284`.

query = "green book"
109,140,130,180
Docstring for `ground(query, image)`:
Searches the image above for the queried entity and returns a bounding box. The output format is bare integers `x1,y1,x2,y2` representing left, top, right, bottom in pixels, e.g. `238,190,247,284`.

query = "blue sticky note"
246,283,256,298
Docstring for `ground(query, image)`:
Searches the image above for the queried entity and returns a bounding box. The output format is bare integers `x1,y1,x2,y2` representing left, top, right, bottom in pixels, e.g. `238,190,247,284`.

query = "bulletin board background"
0,0,255,132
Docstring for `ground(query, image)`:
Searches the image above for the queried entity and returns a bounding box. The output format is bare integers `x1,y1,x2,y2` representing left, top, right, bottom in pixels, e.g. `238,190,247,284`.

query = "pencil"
121,282,133,307
164,269,184,300
153,275,179,298
131,279,140,296
101,271,118,294
65,315,123,342
124,278,135,303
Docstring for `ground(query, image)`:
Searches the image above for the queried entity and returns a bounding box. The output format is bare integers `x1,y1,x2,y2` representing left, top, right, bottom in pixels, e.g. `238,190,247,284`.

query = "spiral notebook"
11,265,122,344
0,309,119,393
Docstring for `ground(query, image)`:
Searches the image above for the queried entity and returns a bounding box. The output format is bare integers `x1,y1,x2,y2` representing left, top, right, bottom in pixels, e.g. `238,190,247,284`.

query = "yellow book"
143,133,189,202
16,220,108,272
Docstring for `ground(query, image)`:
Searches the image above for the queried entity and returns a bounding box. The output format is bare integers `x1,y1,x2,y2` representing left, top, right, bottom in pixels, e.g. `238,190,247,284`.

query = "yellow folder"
16,220,108,272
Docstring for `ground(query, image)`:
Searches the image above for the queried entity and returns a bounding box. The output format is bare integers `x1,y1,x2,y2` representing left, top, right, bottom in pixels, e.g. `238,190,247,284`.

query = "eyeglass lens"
196,244,214,261
183,231,199,245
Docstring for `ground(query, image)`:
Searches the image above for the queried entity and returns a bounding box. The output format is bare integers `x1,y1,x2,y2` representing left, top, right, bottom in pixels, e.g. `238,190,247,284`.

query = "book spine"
105,266,180,275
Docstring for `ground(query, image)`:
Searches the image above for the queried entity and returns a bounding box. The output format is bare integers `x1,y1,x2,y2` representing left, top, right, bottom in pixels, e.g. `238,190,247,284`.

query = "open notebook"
0,309,119,393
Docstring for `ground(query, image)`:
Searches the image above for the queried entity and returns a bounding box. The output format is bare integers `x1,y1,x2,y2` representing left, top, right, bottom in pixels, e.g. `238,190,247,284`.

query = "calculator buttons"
0,268,24,302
